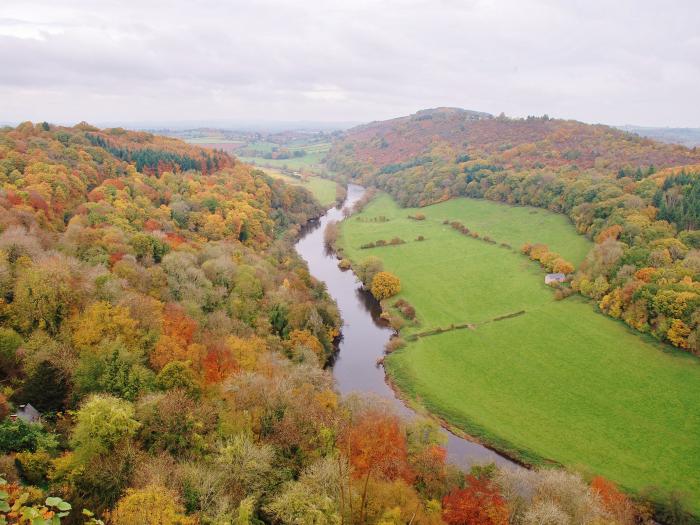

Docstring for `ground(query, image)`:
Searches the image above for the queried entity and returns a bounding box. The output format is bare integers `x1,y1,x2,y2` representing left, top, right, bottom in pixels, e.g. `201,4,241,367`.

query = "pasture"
339,193,700,512
260,167,338,208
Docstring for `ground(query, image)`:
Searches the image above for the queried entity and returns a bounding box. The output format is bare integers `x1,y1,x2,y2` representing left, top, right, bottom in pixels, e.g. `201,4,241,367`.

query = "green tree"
72,394,140,460
18,360,69,412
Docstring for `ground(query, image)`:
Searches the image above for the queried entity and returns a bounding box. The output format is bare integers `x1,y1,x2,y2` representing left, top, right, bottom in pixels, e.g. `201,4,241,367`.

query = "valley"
338,192,700,513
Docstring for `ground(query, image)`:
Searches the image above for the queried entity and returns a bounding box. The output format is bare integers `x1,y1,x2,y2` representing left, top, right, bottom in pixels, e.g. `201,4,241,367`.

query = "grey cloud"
0,0,699,126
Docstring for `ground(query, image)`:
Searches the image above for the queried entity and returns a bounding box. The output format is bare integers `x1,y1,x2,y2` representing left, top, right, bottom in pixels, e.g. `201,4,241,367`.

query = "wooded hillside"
327,108,700,353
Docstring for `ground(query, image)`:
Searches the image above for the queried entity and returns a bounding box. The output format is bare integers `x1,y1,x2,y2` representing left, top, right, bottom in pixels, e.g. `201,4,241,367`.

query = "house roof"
15,403,41,423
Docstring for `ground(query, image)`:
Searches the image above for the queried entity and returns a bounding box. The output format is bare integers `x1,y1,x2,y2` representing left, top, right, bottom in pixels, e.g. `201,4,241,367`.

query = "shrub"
338,258,352,270
385,337,406,354
416,235,425,241
554,287,574,301
371,272,402,301
400,305,416,320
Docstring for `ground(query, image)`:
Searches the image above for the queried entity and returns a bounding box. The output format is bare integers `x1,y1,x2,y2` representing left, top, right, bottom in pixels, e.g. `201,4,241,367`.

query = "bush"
400,305,416,320
416,235,425,241
338,259,352,270
554,287,575,301
384,337,406,354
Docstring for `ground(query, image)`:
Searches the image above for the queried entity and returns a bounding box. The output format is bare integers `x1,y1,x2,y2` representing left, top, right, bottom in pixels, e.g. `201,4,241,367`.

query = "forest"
0,122,659,524
326,108,700,353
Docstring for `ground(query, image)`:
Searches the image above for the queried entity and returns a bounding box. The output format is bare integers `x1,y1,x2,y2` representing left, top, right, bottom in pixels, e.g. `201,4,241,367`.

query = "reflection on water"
295,183,516,468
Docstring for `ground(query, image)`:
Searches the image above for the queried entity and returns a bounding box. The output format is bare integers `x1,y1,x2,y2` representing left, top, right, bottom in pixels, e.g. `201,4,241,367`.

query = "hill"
327,108,700,206
327,109,700,353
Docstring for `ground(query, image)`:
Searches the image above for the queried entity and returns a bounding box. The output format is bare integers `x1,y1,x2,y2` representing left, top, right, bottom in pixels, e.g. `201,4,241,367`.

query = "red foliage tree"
442,475,509,525
202,341,237,384
590,476,635,523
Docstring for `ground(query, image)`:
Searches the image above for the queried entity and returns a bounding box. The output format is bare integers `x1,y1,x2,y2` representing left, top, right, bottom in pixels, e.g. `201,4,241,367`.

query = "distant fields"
238,141,330,172
339,193,700,512
260,167,338,208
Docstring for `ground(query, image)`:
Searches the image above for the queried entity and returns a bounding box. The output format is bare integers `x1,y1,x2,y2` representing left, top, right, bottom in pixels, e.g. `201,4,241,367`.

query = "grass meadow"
260,167,338,208
339,193,700,513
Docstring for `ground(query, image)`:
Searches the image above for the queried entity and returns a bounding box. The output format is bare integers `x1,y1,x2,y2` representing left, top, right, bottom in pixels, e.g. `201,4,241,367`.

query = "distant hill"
326,107,700,207
617,125,700,148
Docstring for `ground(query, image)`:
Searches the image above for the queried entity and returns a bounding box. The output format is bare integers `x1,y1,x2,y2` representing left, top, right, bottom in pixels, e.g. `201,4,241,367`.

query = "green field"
339,193,700,512
260,168,338,208
238,141,330,172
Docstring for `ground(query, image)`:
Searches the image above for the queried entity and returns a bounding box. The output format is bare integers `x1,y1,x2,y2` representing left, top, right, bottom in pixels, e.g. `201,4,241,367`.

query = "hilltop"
327,108,700,206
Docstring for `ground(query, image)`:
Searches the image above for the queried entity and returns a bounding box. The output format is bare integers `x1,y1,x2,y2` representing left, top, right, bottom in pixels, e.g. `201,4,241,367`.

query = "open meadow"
258,167,339,208
339,193,700,512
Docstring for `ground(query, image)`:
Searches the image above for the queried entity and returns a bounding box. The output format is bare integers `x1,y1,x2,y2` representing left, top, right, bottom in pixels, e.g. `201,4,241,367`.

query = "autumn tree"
590,476,636,524
343,410,412,524
371,272,401,301
112,485,193,525
442,475,509,525
72,394,140,460
356,256,384,286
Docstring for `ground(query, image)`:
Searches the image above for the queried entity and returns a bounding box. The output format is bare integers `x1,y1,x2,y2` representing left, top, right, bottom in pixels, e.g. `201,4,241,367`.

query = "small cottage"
12,403,41,424
544,273,567,285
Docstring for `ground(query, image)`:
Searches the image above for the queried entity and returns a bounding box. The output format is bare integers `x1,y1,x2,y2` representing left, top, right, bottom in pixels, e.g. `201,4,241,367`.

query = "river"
295,183,516,468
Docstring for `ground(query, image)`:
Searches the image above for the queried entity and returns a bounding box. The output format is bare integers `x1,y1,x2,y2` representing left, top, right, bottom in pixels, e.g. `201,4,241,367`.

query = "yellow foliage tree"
553,258,575,275
71,301,142,352
667,319,691,349
111,485,193,525
371,272,402,301
227,335,267,371
287,329,324,358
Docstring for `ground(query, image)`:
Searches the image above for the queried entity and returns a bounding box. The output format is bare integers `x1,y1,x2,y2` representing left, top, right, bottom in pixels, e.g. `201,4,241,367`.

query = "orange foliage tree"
343,410,413,524
442,475,509,525
590,476,636,524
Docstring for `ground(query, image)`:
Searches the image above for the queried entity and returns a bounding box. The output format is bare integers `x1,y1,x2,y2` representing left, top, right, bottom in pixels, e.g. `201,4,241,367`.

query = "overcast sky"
1,0,699,128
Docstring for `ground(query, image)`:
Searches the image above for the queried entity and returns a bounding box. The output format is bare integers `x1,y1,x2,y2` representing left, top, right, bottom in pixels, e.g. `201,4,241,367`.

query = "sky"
1,0,699,128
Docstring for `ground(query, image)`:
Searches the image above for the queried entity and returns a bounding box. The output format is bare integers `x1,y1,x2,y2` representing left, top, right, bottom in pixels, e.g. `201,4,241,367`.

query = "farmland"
259,167,339,208
237,140,331,172
338,193,700,512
